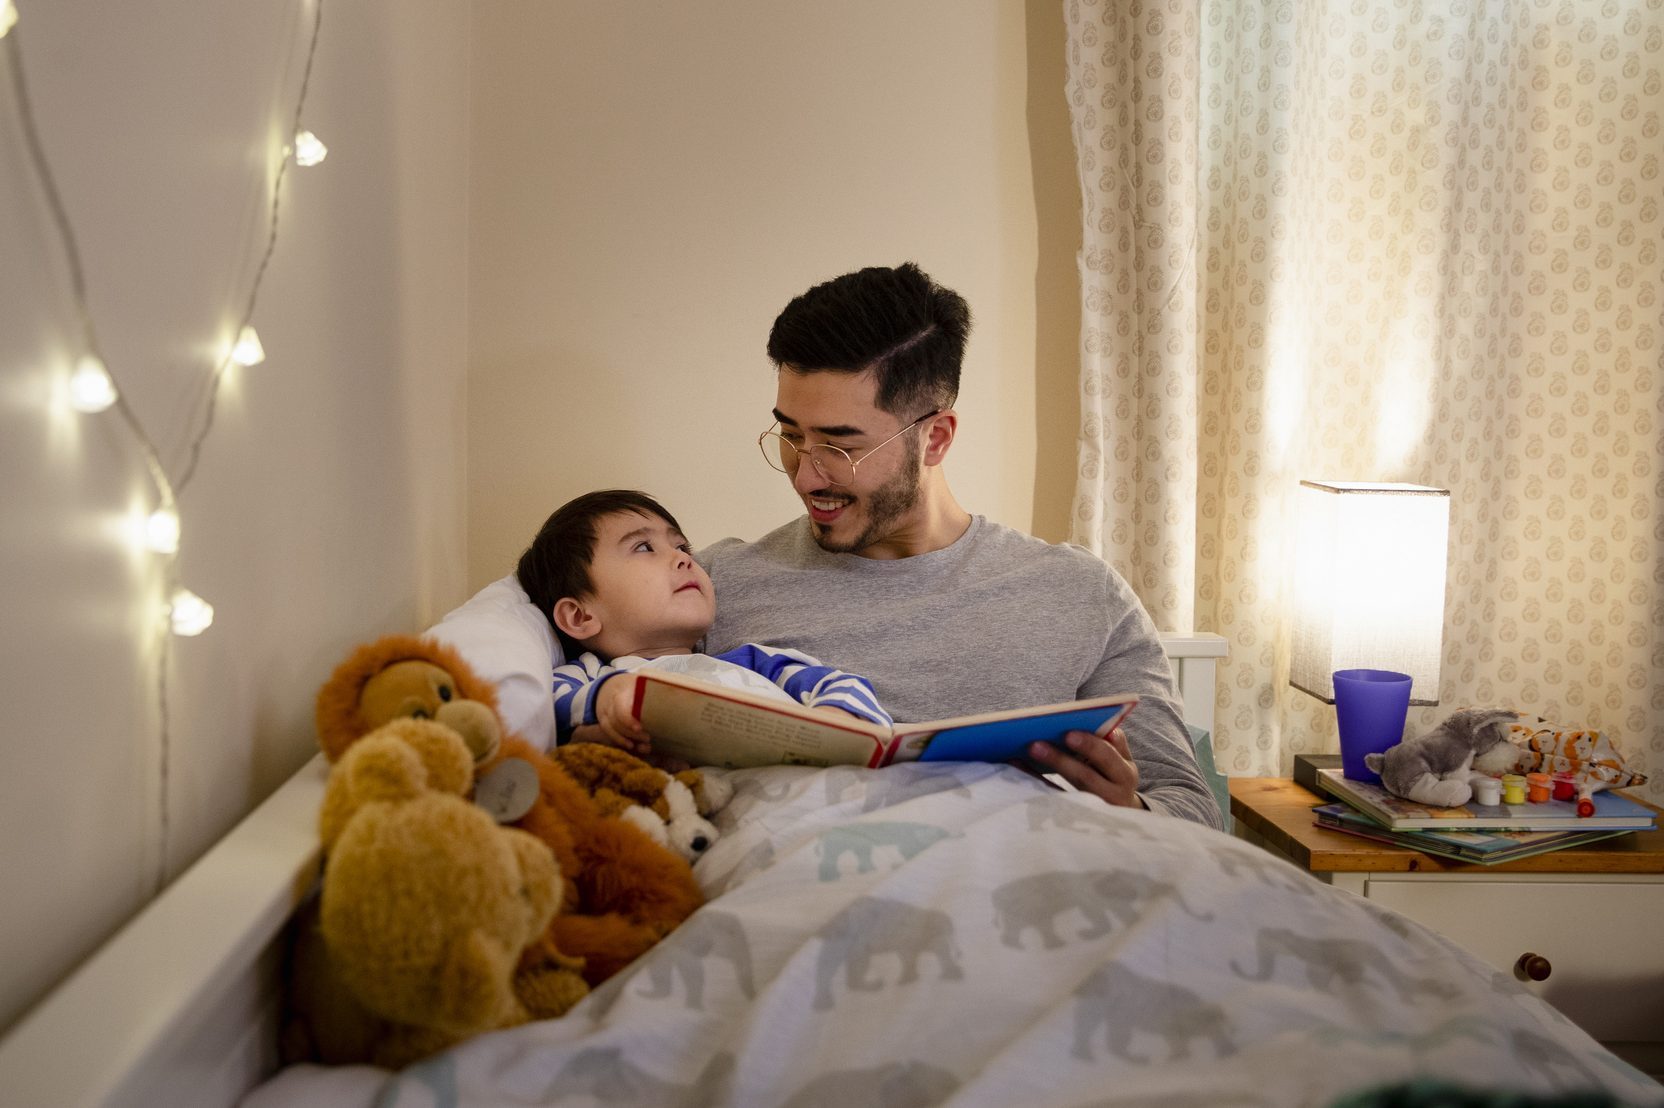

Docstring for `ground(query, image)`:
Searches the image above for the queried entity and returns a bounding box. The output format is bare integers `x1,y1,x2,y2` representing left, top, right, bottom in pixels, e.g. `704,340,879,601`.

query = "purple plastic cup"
1332,669,1413,784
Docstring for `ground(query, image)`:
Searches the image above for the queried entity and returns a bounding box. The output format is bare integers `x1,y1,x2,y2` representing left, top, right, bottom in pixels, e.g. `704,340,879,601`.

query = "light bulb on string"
230,325,265,366
145,508,181,554
293,130,327,167
68,354,117,413
169,588,214,637
1,0,18,39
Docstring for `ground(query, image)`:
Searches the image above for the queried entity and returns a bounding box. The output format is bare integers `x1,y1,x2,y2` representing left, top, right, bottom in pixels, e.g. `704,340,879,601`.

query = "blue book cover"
908,700,1137,763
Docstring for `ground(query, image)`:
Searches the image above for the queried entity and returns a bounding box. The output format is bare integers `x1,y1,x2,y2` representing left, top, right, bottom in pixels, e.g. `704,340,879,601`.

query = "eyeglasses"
758,409,941,488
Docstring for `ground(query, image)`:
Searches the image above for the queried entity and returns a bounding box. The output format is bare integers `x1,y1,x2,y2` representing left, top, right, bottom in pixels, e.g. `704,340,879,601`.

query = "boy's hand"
810,704,865,720
585,674,653,755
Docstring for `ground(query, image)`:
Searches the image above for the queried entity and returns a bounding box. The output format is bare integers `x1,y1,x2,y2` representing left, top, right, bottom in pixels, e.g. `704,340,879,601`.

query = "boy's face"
573,510,715,658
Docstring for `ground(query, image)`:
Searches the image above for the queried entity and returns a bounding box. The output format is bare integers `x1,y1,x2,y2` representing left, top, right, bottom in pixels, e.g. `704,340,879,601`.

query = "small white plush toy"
549,744,733,863
1363,708,1524,808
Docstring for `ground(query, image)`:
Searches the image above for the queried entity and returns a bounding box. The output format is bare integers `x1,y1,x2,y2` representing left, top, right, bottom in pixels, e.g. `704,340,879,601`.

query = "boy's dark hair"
517,489,685,658
766,262,970,418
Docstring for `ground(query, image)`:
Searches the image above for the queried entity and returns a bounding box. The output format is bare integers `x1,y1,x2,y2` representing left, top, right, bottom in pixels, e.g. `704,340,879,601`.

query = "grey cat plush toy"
1363,708,1524,807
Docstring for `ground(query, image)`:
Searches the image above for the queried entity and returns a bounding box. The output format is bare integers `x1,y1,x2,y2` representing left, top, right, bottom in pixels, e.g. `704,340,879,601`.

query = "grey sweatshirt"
700,515,1224,829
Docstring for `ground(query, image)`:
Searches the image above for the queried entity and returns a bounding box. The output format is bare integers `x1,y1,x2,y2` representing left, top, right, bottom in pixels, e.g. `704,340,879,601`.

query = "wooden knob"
1515,952,1552,982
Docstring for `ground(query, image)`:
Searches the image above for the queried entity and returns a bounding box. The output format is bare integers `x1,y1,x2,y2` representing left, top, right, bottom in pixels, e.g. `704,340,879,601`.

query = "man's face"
772,370,928,557
581,510,715,656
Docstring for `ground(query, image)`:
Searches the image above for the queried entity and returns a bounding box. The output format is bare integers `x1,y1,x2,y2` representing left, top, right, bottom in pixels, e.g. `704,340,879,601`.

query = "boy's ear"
552,597,600,643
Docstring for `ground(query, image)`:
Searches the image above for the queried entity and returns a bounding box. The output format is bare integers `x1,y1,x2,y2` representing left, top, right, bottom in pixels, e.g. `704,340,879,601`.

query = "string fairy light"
168,588,215,637
144,507,181,554
230,324,266,367
3,0,327,890
67,353,116,412
292,128,327,166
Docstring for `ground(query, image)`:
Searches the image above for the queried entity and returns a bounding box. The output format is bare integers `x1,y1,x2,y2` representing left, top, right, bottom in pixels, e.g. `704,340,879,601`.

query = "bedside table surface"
1229,776,1664,875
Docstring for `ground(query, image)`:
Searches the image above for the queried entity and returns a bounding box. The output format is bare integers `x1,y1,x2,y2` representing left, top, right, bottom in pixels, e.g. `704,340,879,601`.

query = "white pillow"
425,575,562,750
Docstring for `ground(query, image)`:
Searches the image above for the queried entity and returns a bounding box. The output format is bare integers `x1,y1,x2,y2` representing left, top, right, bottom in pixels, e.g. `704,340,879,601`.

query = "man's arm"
1035,571,1224,829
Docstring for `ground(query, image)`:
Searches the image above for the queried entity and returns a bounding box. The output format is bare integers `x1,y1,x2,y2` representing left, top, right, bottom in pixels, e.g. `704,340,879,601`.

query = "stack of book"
1294,754,1659,865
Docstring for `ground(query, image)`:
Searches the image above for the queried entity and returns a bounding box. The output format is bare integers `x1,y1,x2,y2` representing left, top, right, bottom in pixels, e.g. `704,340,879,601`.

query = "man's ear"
552,597,600,644
922,409,958,467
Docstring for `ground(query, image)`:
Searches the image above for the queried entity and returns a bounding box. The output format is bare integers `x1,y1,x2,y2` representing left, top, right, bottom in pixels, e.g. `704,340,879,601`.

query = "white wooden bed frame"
0,633,1227,1107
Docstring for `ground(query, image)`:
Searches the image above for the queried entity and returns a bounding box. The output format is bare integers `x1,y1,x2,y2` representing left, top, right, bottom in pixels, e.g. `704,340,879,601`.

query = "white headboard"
0,632,1227,1106
1158,632,1228,738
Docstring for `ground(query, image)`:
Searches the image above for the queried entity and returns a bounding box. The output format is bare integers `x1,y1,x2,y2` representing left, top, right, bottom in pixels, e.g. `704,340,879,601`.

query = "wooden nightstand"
1230,776,1664,1078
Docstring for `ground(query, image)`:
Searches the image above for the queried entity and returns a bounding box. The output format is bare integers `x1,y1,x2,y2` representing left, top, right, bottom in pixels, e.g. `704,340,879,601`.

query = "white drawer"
1362,876,1664,1045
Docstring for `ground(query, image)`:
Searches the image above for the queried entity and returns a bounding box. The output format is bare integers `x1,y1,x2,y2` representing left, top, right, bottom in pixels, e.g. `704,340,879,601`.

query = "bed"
1,609,1658,1107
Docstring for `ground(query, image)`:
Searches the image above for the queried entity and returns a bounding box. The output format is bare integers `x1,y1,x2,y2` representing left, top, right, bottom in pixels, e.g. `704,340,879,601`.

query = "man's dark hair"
516,489,684,658
766,262,970,417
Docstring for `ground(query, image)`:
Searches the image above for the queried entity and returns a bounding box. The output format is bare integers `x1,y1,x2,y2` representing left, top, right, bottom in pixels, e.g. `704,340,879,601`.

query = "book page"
635,673,889,769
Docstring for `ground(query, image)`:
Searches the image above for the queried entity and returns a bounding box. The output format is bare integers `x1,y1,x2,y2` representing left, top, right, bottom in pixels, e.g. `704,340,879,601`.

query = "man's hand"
574,674,653,756
1027,727,1146,810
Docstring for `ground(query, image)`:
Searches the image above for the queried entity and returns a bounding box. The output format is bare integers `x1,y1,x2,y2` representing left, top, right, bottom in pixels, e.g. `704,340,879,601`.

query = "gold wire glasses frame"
758,409,941,488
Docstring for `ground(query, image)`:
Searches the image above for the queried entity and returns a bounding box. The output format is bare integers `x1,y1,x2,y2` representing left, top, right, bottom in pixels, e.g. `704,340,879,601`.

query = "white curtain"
1066,0,1664,806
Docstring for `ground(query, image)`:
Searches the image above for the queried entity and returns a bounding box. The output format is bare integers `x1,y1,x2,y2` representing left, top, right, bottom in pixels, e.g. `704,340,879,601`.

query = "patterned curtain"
1065,0,1664,805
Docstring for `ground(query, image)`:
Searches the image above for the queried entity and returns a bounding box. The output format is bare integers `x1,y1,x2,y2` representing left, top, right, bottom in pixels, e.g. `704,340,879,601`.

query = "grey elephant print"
814,896,963,1010
720,773,798,822
543,1048,736,1107
1311,1013,1497,1054
1203,844,1317,896
825,766,974,814
782,1061,960,1108
636,909,755,1011
1072,961,1234,1063
724,838,778,886
1231,927,1458,1003
820,766,871,806
1024,796,1157,840
817,821,958,880
992,870,1210,950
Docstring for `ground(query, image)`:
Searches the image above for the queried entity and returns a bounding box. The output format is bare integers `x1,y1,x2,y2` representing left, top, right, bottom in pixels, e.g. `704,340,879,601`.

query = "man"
699,263,1222,828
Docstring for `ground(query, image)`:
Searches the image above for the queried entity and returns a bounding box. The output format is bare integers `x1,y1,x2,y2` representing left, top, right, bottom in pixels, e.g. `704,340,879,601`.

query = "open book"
628,670,1139,770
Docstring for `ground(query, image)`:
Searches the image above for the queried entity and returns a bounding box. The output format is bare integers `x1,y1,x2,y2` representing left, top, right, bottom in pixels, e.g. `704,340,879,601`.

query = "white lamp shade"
1289,481,1449,704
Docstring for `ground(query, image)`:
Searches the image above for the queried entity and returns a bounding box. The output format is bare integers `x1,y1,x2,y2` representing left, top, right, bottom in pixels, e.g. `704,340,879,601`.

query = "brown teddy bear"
288,720,587,1068
313,634,705,986
551,743,732,863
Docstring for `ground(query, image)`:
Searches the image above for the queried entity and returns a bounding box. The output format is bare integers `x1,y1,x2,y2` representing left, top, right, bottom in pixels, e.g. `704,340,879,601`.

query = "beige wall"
0,1,469,1032
467,0,1081,585
0,0,1084,1039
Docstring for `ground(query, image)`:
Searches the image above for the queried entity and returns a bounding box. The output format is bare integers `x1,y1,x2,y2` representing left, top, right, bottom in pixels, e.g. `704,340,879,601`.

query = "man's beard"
808,453,923,555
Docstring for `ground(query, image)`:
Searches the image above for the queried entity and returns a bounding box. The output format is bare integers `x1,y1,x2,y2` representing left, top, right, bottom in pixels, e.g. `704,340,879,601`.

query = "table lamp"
1289,481,1450,780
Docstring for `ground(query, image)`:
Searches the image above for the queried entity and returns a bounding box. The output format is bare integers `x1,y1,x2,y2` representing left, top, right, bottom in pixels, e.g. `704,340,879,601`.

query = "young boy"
516,489,891,753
